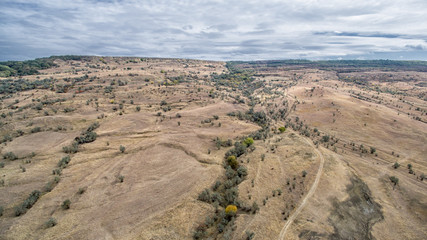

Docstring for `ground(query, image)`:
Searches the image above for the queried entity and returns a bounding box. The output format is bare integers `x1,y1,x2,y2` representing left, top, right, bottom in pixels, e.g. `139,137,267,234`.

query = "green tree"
120,145,125,153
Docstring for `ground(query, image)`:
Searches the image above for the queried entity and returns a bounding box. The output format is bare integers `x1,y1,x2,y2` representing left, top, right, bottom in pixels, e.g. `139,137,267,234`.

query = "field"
0,57,426,240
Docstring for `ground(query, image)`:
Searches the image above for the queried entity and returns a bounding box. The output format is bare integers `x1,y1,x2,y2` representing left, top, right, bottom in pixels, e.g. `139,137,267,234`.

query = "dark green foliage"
61,199,71,210
302,170,307,177
3,152,18,160
393,162,400,169
136,106,141,112
225,142,247,159
63,142,79,154
75,131,97,144
15,190,41,216
237,166,248,178
0,206,3,217
45,217,57,228
390,176,399,186
370,147,376,154
86,122,100,132
120,145,126,153
57,156,71,168
118,175,124,183
0,162,4,168
0,57,57,77
198,188,212,203
31,127,42,133
322,135,330,142
245,230,255,240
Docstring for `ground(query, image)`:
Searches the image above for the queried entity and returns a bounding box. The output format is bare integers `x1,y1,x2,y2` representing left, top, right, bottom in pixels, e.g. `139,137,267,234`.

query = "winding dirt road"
278,138,325,240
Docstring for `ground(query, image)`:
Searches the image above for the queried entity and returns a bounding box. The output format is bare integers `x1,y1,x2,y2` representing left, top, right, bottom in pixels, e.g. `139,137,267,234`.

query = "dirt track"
278,138,325,240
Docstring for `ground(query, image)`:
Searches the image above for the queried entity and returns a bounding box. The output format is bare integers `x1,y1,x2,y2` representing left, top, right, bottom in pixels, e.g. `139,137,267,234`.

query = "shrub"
390,176,399,186
63,142,79,154
393,162,400,169
251,201,259,213
136,106,141,112
78,187,86,194
237,166,248,178
0,162,4,168
0,206,3,217
120,145,125,153
3,152,17,160
226,155,238,169
86,122,100,132
245,231,255,240
370,147,376,154
278,127,286,133
75,131,97,144
61,199,71,210
198,188,211,203
225,204,237,216
57,155,71,168
118,175,124,183
322,135,330,142
14,205,26,216
243,137,254,147
30,127,42,133
302,170,307,177
45,217,57,228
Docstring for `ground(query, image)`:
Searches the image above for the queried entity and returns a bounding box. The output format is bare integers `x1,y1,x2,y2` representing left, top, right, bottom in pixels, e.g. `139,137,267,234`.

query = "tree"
390,176,399,188
243,137,254,147
393,162,400,169
370,147,376,154
225,204,237,216
302,170,307,177
278,127,286,133
227,155,238,169
62,199,71,210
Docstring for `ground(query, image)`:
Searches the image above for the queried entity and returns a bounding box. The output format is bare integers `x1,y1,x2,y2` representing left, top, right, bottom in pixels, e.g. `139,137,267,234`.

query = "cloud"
0,0,426,61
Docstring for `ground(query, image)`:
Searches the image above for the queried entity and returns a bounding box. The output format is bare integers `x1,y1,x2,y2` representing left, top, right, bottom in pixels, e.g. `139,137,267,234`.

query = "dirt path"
278,138,325,240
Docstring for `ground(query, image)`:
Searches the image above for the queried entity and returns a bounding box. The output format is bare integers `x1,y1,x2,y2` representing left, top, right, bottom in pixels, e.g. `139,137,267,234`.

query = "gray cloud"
0,0,427,61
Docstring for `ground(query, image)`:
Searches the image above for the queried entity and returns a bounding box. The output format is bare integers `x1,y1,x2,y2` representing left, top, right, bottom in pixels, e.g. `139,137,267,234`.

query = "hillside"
0,57,426,240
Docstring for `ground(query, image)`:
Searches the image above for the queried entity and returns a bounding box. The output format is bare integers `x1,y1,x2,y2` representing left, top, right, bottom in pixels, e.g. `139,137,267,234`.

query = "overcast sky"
1,0,427,61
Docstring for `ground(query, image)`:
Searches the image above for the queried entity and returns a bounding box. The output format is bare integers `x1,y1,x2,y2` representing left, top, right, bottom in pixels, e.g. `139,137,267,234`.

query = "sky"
1,0,427,61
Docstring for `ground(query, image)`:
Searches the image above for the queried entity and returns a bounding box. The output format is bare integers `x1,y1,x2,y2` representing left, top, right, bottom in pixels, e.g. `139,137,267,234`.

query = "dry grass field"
0,57,426,240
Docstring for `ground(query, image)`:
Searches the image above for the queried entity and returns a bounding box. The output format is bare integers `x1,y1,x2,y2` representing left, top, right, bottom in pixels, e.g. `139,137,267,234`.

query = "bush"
3,152,17,160
0,162,4,168
136,106,141,112
243,137,254,147
57,155,71,168
226,155,239,169
120,145,125,153
278,127,286,133
14,205,26,216
225,204,237,216
390,176,399,186
75,131,97,144
118,175,125,183
61,199,71,210
198,188,211,203
393,162,400,169
302,170,307,177
63,142,79,154
45,217,57,228
322,135,330,142
30,127,42,133
0,206,3,216
237,166,248,178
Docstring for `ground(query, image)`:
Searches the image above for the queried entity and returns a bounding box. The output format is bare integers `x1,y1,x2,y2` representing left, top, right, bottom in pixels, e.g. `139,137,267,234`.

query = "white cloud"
0,0,426,60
